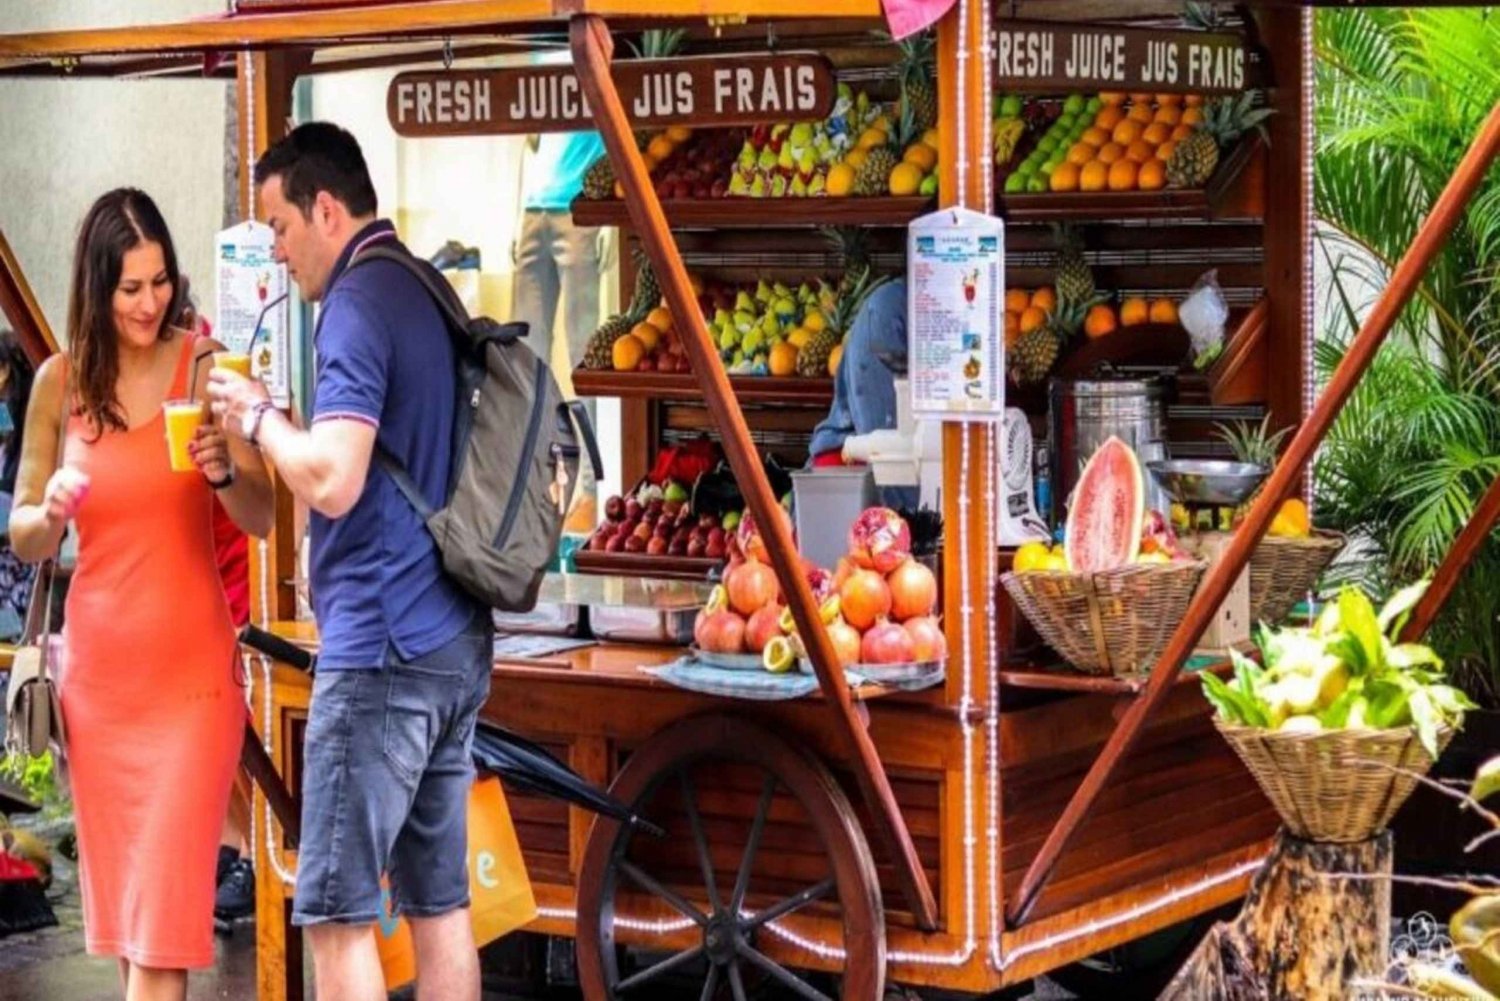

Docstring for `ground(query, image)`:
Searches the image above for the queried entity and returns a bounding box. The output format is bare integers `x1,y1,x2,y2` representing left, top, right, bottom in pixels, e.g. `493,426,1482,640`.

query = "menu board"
907,208,1005,421
214,221,291,408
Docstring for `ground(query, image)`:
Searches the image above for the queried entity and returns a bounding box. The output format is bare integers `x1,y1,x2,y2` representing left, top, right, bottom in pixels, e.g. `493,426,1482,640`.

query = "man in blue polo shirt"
208,122,489,1001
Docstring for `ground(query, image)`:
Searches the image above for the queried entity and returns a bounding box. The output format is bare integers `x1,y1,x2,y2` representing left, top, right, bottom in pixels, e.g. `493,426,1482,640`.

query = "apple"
624,535,647,553
606,533,627,553
668,538,689,556
604,496,626,522
686,537,707,558
705,535,726,560
624,498,643,521
646,537,668,556
647,499,665,518
698,513,718,530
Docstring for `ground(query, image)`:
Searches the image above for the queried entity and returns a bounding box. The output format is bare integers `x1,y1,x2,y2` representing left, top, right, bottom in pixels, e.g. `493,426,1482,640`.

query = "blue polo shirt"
310,219,477,669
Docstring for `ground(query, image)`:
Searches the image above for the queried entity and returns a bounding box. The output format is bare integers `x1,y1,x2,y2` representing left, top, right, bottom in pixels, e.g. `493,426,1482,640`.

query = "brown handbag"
4,371,69,759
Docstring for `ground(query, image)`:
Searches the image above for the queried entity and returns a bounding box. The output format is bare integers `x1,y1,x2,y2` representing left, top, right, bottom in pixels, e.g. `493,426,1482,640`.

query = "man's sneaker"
214,858,256,921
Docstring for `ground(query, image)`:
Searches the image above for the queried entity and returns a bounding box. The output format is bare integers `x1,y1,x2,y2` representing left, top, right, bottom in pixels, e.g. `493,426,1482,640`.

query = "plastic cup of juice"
212,351,253,379
162,398,205,473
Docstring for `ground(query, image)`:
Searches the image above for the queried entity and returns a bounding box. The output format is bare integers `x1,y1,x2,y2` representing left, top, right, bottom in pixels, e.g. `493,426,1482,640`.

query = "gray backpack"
338,245,602,612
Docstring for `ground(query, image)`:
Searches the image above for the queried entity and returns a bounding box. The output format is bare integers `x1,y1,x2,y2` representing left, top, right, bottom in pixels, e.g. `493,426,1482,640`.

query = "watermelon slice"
1064,436,1145,573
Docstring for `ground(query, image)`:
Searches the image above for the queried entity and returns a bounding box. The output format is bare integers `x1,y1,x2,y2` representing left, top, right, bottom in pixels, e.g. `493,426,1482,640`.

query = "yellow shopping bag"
375,776,538,989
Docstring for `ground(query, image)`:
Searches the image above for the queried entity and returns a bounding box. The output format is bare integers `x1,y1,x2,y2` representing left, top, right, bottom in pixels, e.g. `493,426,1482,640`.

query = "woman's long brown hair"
65,189,182,434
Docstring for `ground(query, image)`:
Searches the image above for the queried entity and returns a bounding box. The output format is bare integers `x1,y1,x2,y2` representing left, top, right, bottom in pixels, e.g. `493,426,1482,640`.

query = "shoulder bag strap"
19,364,69,680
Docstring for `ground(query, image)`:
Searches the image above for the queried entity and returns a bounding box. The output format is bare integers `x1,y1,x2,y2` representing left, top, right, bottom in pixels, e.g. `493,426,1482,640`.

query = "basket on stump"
1215,720,1452,842
1001,560,1207,676
1249,530,1345,625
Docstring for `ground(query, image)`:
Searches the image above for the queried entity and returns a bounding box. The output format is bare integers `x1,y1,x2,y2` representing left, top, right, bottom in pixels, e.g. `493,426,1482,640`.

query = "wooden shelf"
572,368,835,406
998,657,1234,695
570,195,935,229
572,550,722,581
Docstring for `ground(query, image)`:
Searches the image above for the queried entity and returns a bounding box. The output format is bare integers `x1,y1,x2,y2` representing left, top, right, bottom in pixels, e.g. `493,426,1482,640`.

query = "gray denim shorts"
292,612,493,927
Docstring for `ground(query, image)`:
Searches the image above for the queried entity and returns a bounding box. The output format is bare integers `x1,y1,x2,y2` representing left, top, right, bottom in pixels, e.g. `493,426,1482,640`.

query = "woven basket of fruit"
1002,559,1207,676
1204,581,1474,842
1250,529,1346,625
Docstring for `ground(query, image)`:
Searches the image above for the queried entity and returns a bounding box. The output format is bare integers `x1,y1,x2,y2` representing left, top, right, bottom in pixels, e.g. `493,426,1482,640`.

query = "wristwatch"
243,401,275,446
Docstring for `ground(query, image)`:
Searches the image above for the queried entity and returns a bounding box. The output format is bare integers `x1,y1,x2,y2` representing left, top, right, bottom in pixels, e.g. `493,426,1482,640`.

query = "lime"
1025,175,1048,193
1001,95,1023,117
762,636,796,674
1036,135,1058,154
1056,114,1076,132
1086,96,1103,115
1063,94,1086,115
1042,156,1063,174
1004,173,1026,194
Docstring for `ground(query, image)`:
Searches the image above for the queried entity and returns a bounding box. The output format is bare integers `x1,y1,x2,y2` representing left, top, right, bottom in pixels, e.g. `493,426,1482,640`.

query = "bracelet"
208,467,236,490
247,402,275,447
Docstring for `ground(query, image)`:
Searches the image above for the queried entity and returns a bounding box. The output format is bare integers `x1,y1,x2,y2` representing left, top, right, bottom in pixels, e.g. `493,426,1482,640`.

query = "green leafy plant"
0,750,65,816
1203,582,1474,756
1312,6,1500,706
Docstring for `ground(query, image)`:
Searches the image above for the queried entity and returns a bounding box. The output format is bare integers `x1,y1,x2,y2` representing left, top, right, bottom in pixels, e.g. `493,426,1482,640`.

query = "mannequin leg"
511,209,561,365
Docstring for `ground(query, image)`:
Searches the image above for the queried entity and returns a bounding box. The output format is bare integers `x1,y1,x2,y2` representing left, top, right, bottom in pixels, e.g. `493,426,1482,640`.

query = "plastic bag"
1179,270,1230,369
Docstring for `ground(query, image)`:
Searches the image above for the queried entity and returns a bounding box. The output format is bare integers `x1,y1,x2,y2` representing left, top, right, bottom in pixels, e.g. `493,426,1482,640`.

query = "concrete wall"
0,1,230,342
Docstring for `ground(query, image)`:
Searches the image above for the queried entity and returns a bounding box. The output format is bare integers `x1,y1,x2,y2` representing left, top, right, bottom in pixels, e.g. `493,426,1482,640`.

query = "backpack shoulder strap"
344,243,472,342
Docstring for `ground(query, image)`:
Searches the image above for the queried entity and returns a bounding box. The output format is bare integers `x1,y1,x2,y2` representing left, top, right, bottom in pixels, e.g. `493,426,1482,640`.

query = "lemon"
1013,541,1051,573
1269,498,1311,538
1040,550,1070,572
888,162,924,197
902,143,938,172
826,162,856,198
856,127,888,151
762,636,796,674
787,327,812,349
803,310,826,333
1278,714,1323,733
704,584,728,615
779,606,798,634
828,344,844,376
1135,551,1170,565
820,594,842,624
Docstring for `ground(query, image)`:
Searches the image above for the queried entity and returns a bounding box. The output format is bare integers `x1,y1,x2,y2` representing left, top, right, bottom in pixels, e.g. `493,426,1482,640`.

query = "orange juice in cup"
162,398,205,473
212,351,253,379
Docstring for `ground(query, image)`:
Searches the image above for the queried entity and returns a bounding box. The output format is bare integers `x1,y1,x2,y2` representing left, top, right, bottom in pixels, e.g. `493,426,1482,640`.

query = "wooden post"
0,226,57,364
1162,832,1392,1001
1400,471,1500,644
568,13,938,931
1007,98,1500,927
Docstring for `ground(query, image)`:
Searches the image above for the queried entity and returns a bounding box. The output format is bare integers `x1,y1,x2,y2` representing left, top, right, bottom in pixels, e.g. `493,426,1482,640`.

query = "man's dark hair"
253,122,378,219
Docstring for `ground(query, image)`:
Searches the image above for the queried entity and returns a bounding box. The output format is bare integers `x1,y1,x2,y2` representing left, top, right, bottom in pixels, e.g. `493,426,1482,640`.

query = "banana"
992,117,1026,166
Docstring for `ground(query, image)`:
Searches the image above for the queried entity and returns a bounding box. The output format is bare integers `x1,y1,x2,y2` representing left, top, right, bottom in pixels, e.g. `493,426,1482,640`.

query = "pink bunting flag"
881,0,956,40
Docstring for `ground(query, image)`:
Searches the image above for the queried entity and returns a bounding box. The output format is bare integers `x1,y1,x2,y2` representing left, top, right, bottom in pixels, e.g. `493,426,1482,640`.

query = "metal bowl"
1147,459,1269,507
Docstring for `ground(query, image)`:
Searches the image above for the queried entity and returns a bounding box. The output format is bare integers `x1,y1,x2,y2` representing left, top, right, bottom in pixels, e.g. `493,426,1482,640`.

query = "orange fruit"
1171,124,1196,142
645,306,673,333
1137,158,1167,191
1156,140,1177,163
1125,140,1155,164
1153,105,1182,127
1096,142,1126,165
1099,91,1128,107
1019,306,1047,334
612,333,646,371
1030,287,1057,312
647,134,676,161
1156,93,1183,108
826,162,856,197
1081,126,1110,148
1185,94,1206,108
1181,107,1205,127
1079,160,1108,193
1149,298,1178,324
630,320,663,351
1066,142,1095,167
1112,119,1144,146
1094,107,1125,131
1107,158,1138,191
1120,297,1149,326
1128,103,1155,125
1142,122,1173,146
1004,311,1021,348
613,179,625,198
1084,304,1118,339
1005,288,1032,313
1050,162,1081,192
1129,92,1155,105
902,142,939,172
769,341,799,376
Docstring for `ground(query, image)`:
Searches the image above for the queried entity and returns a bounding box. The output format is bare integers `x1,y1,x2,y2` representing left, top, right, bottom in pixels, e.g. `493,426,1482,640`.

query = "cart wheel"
577,715,886,1001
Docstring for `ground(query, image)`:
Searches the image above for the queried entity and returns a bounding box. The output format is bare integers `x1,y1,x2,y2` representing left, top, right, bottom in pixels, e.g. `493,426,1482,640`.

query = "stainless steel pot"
1048,377,1169,522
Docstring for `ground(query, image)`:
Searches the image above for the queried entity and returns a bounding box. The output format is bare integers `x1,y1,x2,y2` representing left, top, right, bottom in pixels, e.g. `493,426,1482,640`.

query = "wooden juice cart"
3,4,1498,999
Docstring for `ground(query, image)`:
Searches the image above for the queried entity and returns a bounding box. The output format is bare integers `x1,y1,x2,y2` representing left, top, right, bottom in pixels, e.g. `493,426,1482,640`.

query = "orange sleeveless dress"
59,335,242,969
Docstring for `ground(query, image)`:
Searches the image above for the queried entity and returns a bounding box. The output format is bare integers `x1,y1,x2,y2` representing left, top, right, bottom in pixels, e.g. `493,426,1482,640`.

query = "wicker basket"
1249,530,1345,625
1001,560,1208,676
1216,720,1453,842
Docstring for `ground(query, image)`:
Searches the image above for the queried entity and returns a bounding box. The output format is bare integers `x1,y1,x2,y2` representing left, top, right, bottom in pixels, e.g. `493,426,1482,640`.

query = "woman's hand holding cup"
189,423,233,485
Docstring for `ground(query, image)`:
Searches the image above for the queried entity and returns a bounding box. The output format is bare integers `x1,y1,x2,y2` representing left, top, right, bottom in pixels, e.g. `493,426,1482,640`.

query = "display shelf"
570,195,935,229
572,549,721,581
997,656,1235,695
572,368,835,405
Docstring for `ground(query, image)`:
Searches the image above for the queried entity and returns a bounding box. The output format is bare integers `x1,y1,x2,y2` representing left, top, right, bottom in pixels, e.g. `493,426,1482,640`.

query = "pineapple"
895,30,938,134
581,250,659,369
1166,90,1274,188
1008,298,1088,386
821,226,873,301
797,268,892,377
854,103,917,196
1214,414,1290,468
581,155,614,200
1052,224,1094,305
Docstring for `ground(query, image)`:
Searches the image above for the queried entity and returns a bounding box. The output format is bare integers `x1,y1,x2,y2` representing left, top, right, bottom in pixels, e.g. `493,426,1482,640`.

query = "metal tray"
692,649,767,672
492,602,583,636
589,604,698,645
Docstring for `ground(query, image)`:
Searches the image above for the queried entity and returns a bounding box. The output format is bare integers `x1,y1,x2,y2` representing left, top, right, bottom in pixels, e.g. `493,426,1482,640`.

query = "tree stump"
1161,831,1392,1001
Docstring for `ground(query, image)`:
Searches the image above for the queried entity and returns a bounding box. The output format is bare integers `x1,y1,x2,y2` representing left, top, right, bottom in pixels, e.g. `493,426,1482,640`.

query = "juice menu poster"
215,221,291,407
907,207,1005,421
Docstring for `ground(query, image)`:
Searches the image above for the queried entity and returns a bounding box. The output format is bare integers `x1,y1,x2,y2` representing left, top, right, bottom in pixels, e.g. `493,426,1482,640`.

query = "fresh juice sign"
992,21,1256,95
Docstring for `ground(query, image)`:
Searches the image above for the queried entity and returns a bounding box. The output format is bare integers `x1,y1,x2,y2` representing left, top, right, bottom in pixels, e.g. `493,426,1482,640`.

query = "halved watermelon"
1064,436,1145,573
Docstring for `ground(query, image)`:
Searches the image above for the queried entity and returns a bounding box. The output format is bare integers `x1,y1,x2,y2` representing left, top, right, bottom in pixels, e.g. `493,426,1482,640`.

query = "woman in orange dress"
8,189,275,1000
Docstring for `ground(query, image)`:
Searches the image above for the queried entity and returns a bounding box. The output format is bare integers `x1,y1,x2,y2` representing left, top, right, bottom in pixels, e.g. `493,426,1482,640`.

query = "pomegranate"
726,557,778,616
744,604,785,654
887,559,938,621
861,619,916,665
838,568,892,631
903,616,947,662
696,611,746,654
825,619,863,668
805,565,834,602
847,507,912,574
736,507,794,563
